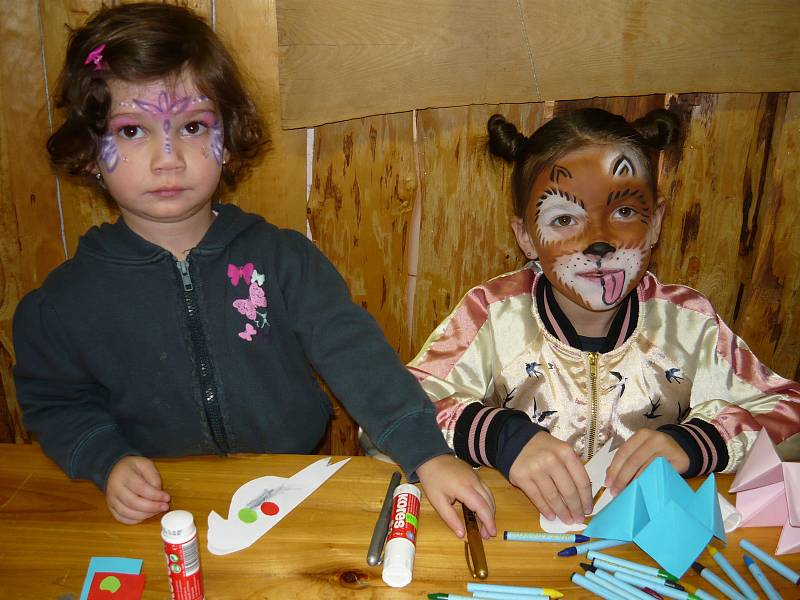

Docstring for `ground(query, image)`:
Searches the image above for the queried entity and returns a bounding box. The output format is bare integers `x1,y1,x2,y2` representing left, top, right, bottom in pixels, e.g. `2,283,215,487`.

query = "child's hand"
105,456,170,524
416,454,497,539
509,432,593,524
605,429,690,495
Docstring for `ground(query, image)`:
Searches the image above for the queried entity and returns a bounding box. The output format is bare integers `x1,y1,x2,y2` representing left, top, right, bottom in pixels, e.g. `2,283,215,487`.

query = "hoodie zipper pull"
176,259,194,292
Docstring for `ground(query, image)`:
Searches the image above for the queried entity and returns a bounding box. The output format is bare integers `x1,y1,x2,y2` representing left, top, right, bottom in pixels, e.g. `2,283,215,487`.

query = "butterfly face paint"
97,73,227,229
524,144,663,312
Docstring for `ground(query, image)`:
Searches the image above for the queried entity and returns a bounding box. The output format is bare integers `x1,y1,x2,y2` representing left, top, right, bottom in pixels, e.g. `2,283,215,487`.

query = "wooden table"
1,444,797,599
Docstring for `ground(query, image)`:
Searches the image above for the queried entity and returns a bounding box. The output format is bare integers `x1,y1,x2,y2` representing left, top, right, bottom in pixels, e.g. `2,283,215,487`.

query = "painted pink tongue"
600,271,625,305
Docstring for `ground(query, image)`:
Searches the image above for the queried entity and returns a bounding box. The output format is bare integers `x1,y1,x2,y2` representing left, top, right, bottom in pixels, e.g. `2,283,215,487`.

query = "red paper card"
87,572,145,599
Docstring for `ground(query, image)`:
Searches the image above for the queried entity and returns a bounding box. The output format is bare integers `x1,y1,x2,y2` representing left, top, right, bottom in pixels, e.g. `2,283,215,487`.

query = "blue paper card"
79,556,143,600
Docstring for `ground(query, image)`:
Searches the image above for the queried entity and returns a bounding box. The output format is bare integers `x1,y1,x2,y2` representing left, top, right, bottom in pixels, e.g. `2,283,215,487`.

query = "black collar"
535,275,638,352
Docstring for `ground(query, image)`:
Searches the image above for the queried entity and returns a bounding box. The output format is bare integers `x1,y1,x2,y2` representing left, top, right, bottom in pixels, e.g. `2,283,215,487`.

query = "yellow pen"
461,503,488,579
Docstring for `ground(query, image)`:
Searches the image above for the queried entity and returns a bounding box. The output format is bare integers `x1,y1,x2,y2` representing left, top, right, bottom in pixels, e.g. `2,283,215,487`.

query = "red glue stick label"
387,491,420,545
164,535,204,600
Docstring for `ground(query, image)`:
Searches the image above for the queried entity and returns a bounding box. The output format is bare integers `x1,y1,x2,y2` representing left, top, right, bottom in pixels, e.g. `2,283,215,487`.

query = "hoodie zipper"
587,352,599,460
176,258,230,453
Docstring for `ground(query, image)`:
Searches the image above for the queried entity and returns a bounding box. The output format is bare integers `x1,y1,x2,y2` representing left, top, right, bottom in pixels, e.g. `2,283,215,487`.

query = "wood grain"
656,93,800,380
216,0,307,232
308,113,418,453
2,444,799,599
0,1,64,443
277,0,800,128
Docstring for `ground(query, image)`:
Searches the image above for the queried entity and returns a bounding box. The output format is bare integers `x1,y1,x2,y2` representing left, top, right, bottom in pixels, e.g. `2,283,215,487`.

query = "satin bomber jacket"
409,264,800,474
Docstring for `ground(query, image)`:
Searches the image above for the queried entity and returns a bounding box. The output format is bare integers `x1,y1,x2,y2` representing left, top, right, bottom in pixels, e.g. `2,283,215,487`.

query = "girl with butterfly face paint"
13,3,497,538
409,108,800,526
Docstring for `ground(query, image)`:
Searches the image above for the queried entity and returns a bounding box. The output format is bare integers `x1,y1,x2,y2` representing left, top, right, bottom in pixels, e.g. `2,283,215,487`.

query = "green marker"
587,550,678,582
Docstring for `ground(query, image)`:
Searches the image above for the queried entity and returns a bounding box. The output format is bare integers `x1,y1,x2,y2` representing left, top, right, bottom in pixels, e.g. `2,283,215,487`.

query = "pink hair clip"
84,43,107,71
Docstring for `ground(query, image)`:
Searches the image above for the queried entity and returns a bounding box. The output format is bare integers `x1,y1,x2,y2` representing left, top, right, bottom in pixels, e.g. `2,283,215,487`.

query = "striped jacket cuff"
659,418,729,478
453,403,539,470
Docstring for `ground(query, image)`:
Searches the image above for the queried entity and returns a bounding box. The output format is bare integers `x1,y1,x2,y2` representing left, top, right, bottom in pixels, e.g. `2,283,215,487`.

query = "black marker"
366,471,401,566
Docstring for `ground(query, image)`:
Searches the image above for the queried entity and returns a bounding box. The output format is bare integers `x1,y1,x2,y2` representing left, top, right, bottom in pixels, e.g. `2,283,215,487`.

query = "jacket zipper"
587,352,599,460
176,258,230,453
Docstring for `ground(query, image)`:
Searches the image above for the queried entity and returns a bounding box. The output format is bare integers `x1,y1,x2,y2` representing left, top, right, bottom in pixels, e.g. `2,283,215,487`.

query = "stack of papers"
729,428,800,555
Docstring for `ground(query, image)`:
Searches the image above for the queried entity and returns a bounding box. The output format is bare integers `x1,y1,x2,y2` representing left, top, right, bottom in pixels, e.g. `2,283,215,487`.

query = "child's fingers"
605,431,648,487
428,492,466,538
535,475,573,524
564,458,593,516
131,457,171,503
516,478,554,520
461,484,496,538
550,467,587,524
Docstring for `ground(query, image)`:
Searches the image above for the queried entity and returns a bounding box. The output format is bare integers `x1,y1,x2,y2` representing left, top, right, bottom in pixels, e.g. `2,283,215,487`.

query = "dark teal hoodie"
13,204,449,489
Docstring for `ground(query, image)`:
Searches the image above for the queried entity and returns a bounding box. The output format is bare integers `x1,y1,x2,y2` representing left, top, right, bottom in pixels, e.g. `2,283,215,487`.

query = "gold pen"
461,503,488,579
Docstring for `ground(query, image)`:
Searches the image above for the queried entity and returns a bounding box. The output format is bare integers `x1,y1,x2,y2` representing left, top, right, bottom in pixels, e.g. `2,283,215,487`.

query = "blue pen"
461,592,548,600
691,562,746,600
707,547,757,600
739,538,800,584
590,566,658,600
586,570,642,600
558,538,629,557
612,571,700,600
589,560,685,590
504,531,590,543
467,583,563,597
743,555,781,600
571,572,625,600
587,551,679,582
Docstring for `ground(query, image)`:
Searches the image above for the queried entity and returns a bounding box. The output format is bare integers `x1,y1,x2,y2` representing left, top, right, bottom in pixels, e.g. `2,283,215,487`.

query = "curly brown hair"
487,108,680,218
47,2,267,188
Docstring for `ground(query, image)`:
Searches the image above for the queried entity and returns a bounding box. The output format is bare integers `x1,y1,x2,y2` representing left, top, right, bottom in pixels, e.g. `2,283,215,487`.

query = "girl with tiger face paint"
412,108,798,529
513,143,664,319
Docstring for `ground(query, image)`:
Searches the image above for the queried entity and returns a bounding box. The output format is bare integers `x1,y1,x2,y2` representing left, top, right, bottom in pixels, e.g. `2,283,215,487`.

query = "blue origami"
583,456,726,577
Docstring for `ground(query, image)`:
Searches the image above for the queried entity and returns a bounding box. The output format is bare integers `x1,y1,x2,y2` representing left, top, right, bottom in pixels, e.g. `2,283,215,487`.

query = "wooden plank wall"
276,0,800,128
1,2,798,460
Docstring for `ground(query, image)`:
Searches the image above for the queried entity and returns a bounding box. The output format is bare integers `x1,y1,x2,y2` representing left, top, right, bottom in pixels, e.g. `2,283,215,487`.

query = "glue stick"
382,483,421,588
161,510,205,600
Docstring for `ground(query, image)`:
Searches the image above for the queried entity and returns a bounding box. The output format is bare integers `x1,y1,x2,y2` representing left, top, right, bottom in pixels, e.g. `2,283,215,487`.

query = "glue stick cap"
382,536,415,587
161,510,196,544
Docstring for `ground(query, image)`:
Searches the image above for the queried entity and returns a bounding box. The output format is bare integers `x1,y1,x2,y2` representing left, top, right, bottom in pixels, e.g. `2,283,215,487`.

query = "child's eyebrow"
606,187,648,206
537,187,584,209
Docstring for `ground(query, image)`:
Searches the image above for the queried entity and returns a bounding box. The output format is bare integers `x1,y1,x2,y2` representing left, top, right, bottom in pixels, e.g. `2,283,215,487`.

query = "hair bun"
487,114,528,162
632,108,680,150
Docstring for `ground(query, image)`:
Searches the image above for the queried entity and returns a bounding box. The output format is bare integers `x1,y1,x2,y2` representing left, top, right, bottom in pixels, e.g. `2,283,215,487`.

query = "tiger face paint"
513,144,664,312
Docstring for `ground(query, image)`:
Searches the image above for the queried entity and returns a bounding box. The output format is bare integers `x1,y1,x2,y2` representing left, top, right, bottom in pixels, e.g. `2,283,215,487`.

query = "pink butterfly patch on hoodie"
232,282,267,321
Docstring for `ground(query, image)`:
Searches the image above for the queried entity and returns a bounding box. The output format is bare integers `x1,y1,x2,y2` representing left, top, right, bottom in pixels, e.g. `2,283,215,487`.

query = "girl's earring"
95,173,102,181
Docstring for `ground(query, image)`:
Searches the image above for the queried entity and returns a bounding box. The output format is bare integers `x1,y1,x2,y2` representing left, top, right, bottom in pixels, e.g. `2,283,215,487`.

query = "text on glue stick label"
387,492,420,544
164,538,204,600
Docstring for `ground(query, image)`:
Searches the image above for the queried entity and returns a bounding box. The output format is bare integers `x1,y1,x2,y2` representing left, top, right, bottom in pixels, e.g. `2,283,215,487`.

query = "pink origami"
730,428,800,555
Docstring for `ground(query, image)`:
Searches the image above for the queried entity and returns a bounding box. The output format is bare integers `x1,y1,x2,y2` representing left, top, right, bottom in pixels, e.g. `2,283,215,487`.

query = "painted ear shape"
550,164,572,184
612,155,635,177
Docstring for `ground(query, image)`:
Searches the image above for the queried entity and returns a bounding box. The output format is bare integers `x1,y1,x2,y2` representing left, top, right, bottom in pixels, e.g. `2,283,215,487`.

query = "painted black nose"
583,242,616,258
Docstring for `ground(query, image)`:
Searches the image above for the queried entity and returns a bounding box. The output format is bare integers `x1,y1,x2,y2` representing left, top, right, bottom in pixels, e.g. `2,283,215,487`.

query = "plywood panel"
655,93,800,380
412,103,548,353
731,93,800,380
216,0,307,232
277,0,800,128
40,0,114,255
0,1,65,442
308,112,418,454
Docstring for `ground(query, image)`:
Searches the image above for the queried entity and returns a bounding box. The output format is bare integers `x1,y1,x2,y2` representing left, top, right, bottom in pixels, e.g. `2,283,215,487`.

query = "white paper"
207,457,350,555
539,440,617,533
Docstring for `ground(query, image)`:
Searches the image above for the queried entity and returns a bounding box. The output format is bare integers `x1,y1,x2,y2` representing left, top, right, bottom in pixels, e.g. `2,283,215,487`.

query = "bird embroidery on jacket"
531,396,558,424
606,370,628,399
644,396,663,419
665,368,684,384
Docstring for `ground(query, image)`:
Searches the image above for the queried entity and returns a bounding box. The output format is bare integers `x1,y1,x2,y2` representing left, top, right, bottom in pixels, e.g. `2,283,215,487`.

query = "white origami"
207,457,350,555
